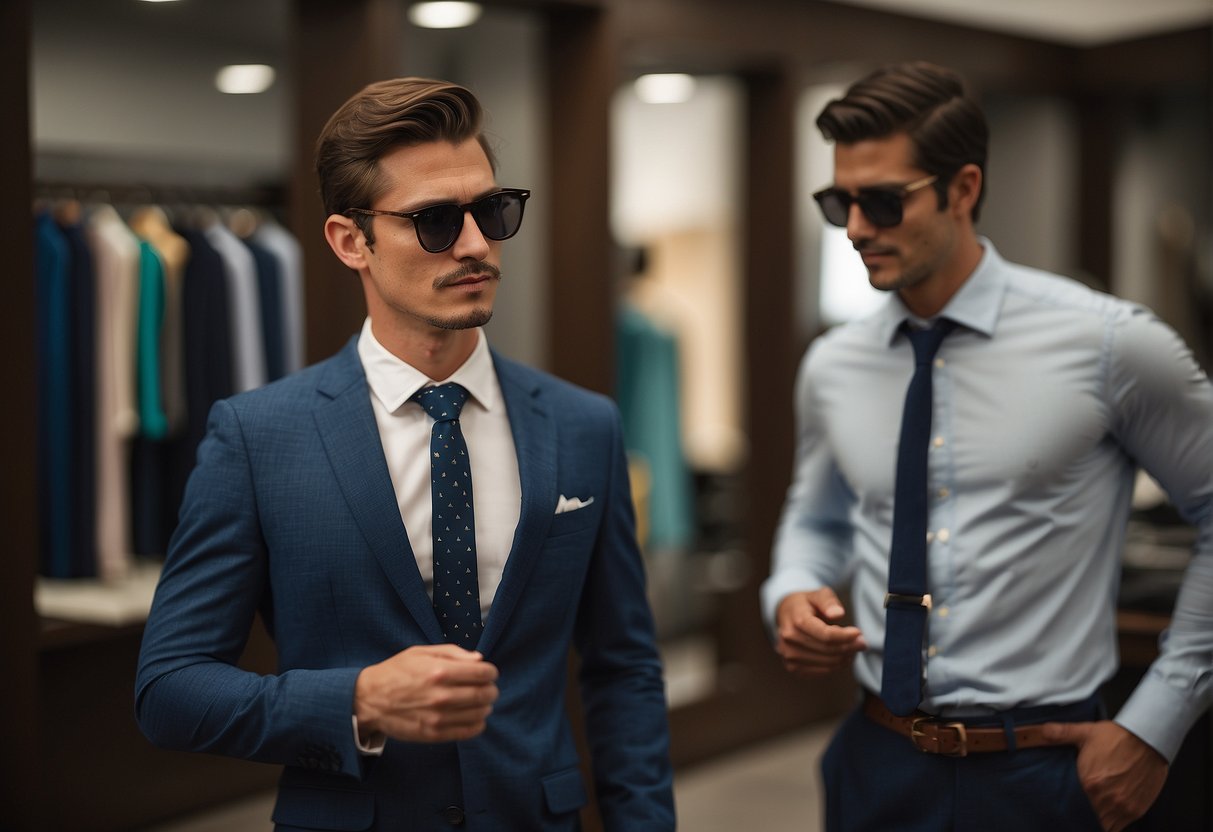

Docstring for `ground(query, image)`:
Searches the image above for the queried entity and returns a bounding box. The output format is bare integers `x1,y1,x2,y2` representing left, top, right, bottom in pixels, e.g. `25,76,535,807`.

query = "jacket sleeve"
134,398,370,779
573,403,676,831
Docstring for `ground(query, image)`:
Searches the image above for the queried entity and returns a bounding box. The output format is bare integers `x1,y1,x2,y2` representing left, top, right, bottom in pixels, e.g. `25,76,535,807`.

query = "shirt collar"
357,319,500,414
876,237,1007,346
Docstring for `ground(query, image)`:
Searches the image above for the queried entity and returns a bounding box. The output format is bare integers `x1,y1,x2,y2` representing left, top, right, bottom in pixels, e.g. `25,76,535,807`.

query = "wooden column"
0,1,40,828
544,6,617,395
735,68,799,667
1074,96,1120,292
290,0,404,364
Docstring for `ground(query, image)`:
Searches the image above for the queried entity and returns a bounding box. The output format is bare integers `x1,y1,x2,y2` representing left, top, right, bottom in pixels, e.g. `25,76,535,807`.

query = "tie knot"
904,319,955,366
412,382,470,422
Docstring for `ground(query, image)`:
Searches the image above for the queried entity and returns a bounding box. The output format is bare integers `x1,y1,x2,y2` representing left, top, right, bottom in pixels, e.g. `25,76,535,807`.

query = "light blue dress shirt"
762,241,1213,761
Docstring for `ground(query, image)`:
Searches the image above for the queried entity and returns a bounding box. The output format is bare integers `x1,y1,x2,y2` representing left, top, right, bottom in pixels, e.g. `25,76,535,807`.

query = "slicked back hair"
816,61,988,221
315,77,497,245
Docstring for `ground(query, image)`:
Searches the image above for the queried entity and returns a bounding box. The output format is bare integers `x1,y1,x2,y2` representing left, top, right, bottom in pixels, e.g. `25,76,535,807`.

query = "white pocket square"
555,494,595,514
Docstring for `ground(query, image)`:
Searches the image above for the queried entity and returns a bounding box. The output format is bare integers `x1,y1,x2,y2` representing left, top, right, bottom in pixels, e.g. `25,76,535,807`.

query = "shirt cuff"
351,715,386,756
1114,670,1206,763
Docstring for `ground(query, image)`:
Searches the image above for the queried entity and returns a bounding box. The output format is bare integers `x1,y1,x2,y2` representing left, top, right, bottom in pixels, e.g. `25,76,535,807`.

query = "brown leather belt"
862,693,1056,757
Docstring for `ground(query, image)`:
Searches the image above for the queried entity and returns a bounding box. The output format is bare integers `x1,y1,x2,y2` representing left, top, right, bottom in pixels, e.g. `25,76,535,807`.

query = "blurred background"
3,0,1211,829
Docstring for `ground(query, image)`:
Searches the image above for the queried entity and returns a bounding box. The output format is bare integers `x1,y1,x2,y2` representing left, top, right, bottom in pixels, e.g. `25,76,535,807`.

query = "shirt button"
933,436,945,448
935,358,946,368
937,529,951,543
927,645,938,658
926,531,935,543
937,487,950,499
937,606,950,618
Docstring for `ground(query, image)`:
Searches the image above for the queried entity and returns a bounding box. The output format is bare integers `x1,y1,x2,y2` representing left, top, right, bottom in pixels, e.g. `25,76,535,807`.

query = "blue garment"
135,339,674,830
59,219,99,578
615,305,695,551
243,236,286,381
34,212,74,578
763,241,1213,762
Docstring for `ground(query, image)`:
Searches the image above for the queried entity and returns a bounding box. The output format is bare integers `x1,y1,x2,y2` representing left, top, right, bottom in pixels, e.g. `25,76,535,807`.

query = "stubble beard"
854,241,932,295
425,306,495,331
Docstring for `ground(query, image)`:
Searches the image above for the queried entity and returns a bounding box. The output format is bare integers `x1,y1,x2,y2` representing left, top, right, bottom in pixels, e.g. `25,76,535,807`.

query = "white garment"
252,219,306,374
86,205,140,580
204,219,266,393
357,320,521,618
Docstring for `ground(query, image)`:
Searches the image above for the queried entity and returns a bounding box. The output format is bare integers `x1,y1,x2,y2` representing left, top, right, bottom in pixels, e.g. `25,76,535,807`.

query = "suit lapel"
312,340,444,643
478,353,558,654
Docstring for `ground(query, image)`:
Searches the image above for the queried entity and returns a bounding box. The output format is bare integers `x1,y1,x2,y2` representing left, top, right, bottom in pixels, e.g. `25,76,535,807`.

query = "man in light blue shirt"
763,61,1213,832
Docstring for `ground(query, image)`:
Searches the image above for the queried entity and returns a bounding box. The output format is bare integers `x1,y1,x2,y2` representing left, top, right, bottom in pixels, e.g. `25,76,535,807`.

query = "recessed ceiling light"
215,64,276,95
408,2,483,29
634,74,696,104
138,0,183,3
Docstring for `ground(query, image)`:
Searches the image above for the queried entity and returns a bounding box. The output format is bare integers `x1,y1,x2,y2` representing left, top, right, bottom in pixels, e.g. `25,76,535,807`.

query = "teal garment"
615,305,695,551
137,241,168,440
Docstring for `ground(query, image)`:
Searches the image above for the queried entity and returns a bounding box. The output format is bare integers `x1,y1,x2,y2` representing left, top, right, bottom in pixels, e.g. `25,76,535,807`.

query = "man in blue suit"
136,77,675,831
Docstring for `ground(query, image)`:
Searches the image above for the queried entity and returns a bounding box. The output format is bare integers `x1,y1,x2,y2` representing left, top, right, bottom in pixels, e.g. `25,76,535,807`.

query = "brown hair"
816,61,988,221
315,77,497,244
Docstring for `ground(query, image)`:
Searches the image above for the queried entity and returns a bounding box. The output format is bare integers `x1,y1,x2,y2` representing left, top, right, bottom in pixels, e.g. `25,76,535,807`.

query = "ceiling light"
215,64,276,95
408,2,483,29
634,74,696,105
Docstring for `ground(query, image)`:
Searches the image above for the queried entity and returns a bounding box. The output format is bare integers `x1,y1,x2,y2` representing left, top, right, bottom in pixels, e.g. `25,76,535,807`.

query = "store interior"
2,0,1211,829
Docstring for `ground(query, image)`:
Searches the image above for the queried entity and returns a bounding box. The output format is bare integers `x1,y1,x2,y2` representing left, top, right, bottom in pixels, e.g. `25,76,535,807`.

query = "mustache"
433,261,502,290
853,240,897,257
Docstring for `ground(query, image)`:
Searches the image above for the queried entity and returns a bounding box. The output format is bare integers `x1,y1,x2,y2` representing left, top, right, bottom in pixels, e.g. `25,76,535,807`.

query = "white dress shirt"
763,241,1213,761
357,319,521,619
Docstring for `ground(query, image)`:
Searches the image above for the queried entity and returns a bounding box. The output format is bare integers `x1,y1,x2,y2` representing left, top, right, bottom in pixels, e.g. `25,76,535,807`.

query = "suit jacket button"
442,805,465,825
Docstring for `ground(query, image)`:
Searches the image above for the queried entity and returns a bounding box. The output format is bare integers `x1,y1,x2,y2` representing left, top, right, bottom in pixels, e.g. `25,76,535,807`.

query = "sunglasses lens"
858,191,903,228
414,204,464,252
471,192,526,241
815,190,850,227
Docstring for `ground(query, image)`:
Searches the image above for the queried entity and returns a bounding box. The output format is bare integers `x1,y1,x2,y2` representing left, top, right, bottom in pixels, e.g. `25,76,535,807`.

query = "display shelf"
35,559,161,650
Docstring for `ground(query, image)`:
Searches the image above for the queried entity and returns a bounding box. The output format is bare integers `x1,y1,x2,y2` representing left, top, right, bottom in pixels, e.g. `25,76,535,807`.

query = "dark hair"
816,61,988,221
315,77,497,245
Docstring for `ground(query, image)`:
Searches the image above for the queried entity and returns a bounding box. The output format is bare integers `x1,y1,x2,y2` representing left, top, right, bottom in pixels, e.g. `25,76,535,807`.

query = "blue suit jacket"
135,338,675,831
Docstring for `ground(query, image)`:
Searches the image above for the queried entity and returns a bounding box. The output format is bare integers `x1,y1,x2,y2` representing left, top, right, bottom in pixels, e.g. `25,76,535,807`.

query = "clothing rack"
34,179,287,214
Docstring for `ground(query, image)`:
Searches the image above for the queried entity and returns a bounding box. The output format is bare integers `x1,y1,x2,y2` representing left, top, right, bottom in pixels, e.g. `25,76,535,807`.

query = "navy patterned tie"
412,383,482,647
881,319,955,716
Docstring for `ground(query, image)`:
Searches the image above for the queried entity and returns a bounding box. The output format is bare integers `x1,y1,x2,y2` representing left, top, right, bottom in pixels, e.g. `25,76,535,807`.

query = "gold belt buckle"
910,717,968,757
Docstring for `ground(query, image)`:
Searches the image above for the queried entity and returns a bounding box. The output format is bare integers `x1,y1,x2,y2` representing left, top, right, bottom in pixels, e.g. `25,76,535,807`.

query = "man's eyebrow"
389,186,503,213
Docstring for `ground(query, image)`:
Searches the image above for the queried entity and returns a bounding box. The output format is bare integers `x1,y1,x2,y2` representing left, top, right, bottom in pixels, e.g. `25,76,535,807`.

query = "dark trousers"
822,696,1105,832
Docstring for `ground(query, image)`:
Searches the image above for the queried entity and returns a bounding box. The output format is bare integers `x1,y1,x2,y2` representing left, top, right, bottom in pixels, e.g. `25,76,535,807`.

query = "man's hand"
1040,719,1168,832
354,644,499,744
774,588,867,677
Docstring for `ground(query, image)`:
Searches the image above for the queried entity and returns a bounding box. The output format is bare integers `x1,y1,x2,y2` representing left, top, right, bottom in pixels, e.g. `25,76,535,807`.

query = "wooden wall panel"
1,1,40,828
290,0,405,364
544,6,619,395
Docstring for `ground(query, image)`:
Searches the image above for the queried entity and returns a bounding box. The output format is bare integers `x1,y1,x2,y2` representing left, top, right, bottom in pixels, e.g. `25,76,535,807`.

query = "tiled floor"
148,720,836,832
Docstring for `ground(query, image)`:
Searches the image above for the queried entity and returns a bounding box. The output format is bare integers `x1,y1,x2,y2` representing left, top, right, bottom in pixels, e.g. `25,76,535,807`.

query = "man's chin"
427,308,494,331
866,269,902,293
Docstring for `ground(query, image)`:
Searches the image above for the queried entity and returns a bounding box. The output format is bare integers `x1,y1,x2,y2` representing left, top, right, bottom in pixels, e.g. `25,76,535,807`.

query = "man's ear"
949,163,983,222
324,214,369,271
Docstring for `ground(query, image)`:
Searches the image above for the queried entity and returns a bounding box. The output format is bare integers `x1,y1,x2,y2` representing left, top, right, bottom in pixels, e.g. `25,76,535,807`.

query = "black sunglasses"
812,175,937,229
345,188,531,253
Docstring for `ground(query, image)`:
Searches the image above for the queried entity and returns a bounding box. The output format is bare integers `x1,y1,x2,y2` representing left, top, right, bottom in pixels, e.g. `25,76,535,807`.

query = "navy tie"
412,383,482,647
881,319,955,716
